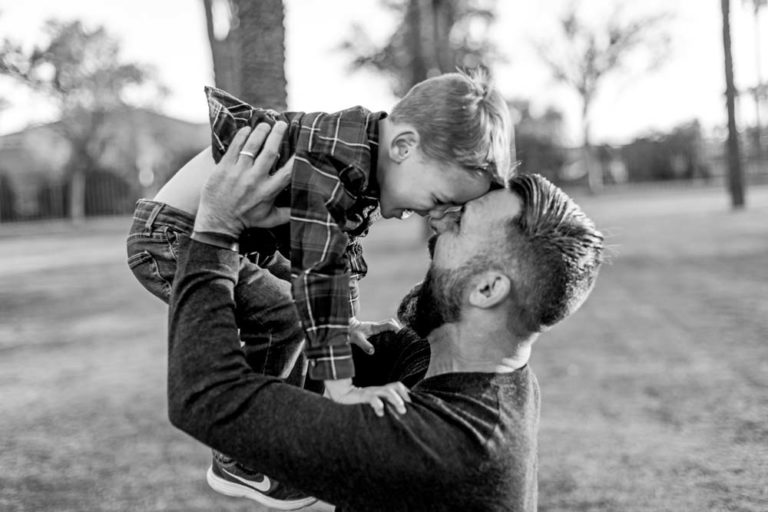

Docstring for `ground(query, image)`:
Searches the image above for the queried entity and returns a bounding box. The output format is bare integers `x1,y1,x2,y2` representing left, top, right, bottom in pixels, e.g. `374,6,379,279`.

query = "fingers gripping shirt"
205,87,384,380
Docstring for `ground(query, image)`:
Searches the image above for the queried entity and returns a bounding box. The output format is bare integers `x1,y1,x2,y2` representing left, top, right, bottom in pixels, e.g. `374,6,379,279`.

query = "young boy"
127,70,512,509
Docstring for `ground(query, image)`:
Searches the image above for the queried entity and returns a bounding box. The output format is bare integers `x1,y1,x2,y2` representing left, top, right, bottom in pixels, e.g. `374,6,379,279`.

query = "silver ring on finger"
239,150,256,159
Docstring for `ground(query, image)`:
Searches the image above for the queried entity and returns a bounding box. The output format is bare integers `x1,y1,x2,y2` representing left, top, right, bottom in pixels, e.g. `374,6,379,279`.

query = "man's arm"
168,237,445,508
166,124,425,506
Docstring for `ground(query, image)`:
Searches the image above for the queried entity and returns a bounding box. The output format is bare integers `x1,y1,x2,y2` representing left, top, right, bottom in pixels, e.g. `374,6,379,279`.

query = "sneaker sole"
206,466,317,510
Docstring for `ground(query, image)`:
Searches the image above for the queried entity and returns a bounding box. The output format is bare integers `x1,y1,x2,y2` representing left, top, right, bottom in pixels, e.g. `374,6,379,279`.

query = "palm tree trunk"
235,0,287,109
721,0,746,208
752,2,763,159
582,97,602,194
202,0,242,95
68,165,86,222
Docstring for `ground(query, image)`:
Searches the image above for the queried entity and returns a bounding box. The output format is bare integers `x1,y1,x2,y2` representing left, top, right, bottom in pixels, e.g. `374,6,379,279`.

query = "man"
167,124,604,511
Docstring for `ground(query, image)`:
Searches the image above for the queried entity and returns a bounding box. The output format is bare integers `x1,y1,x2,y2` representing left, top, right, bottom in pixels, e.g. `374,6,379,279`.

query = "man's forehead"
466,188,520,221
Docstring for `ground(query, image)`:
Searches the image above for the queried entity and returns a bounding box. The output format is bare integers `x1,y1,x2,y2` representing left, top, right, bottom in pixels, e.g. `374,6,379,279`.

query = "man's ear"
468,271,510,309
389,126,419,163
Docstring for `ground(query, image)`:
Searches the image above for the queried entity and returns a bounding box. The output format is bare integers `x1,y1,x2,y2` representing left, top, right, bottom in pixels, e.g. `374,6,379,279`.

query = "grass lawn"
1,183,766,511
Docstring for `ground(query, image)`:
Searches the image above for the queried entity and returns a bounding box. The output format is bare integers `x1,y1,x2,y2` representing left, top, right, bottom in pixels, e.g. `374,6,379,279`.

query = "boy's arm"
290,154,358,381
291,156,401,402
152,86,301,216
206,85,299,165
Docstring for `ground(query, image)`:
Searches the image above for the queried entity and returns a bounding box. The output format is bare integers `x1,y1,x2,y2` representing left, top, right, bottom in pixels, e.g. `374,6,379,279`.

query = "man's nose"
428,210,460,233
428,204,461,220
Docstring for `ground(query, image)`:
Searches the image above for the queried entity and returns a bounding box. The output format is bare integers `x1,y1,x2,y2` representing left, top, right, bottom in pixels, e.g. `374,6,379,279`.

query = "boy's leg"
127,199,305,383
234,251,305,386
127,200,195,303
128,200,316,510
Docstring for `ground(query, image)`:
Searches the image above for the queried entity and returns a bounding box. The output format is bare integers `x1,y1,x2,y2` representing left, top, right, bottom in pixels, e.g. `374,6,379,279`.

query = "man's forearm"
167,239,384,505
167,238,280,436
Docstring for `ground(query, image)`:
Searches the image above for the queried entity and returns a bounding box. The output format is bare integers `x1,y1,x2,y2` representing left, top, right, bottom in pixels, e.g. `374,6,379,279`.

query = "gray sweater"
168,239,540,511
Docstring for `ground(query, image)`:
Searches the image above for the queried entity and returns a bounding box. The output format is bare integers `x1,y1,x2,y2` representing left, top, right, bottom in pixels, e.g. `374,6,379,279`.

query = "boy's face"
378,150,492,220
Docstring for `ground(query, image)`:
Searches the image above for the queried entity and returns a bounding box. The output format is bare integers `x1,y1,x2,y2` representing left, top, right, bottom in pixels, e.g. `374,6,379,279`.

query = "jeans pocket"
127,249,172,303
163,226,185,260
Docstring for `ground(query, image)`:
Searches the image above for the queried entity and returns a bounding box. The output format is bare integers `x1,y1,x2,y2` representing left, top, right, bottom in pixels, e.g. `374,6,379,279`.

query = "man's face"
406,189,522,338
429,189,521,270
409,264,474,338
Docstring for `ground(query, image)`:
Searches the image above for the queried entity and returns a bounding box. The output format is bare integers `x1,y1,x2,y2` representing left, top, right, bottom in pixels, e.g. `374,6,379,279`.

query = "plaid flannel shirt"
206,87,384,380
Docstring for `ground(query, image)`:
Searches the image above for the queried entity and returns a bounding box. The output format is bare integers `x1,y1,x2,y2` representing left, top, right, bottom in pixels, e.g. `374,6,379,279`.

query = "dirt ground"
1,183,766,511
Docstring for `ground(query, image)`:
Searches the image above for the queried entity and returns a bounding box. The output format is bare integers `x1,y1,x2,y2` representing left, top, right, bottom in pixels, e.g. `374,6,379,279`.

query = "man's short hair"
389,70,512,184
502,174,604,333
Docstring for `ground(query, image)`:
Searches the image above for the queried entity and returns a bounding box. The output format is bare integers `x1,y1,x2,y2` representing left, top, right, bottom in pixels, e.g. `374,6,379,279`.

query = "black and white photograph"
1,1,766,510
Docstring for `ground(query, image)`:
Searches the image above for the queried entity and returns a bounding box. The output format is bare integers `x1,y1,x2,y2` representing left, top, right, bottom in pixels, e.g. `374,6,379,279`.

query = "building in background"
0,109,207,221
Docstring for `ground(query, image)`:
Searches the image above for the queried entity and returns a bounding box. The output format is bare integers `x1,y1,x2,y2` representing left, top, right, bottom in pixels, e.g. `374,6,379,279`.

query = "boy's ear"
389,126,419,163
468,271,510,309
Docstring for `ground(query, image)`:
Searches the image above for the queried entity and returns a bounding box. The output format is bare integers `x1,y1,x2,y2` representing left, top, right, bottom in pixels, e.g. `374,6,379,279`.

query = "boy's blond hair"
389,70,512,183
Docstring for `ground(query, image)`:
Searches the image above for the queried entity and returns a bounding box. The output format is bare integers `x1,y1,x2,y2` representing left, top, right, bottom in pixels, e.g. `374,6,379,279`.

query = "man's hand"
195,123,293,237
349,317,401,354
324,378,411,417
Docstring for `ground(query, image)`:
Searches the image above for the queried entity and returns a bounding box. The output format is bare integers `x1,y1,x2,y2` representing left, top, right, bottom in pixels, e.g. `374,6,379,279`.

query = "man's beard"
399,263,477,339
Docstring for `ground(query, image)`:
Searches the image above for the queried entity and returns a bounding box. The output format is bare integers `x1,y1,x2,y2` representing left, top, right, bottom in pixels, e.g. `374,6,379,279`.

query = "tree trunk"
752,4,763,160
234,0,287,109
407,0,430,88
431,0,455,73
721,0,746,208
68,166,86,222
202,0,242,95
582,98,602,194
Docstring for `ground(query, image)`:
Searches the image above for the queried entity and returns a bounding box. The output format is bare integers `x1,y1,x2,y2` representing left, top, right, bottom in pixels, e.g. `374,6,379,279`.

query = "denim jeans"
126,199,306,382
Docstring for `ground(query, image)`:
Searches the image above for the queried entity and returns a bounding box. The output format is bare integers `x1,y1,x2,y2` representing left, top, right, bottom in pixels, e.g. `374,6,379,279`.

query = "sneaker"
207,452,317,510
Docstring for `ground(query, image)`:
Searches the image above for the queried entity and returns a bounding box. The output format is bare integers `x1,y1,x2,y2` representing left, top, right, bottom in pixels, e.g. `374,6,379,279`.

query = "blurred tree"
0,173,17,222
0,20,160,221
622,121,708,182
508,100,567,182
722,0,746,208
202,0,287,109
743,0,766,159
0,98,8,221
341,0,500,97
535,2,671,193
202,0,241,96
237,0,287,110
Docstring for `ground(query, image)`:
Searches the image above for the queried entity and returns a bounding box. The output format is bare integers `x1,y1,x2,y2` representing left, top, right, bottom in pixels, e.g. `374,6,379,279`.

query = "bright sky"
0,0,763,144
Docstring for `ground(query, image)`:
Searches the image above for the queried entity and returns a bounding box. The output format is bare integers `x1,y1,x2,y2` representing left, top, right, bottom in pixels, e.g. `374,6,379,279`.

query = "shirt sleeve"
205,85,299,165
290,153,359,381
346,239,366,319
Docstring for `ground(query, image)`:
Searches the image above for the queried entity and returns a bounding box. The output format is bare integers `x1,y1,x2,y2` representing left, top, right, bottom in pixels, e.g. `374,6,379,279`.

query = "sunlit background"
0,0,765,142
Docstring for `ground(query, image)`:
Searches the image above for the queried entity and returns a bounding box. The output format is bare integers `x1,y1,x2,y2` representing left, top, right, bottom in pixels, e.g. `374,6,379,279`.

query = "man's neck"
424,323,534,379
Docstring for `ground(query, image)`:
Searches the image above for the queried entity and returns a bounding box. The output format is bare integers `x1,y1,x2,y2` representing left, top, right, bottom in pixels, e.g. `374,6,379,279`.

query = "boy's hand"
350,317,401,354
324,378,411,417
